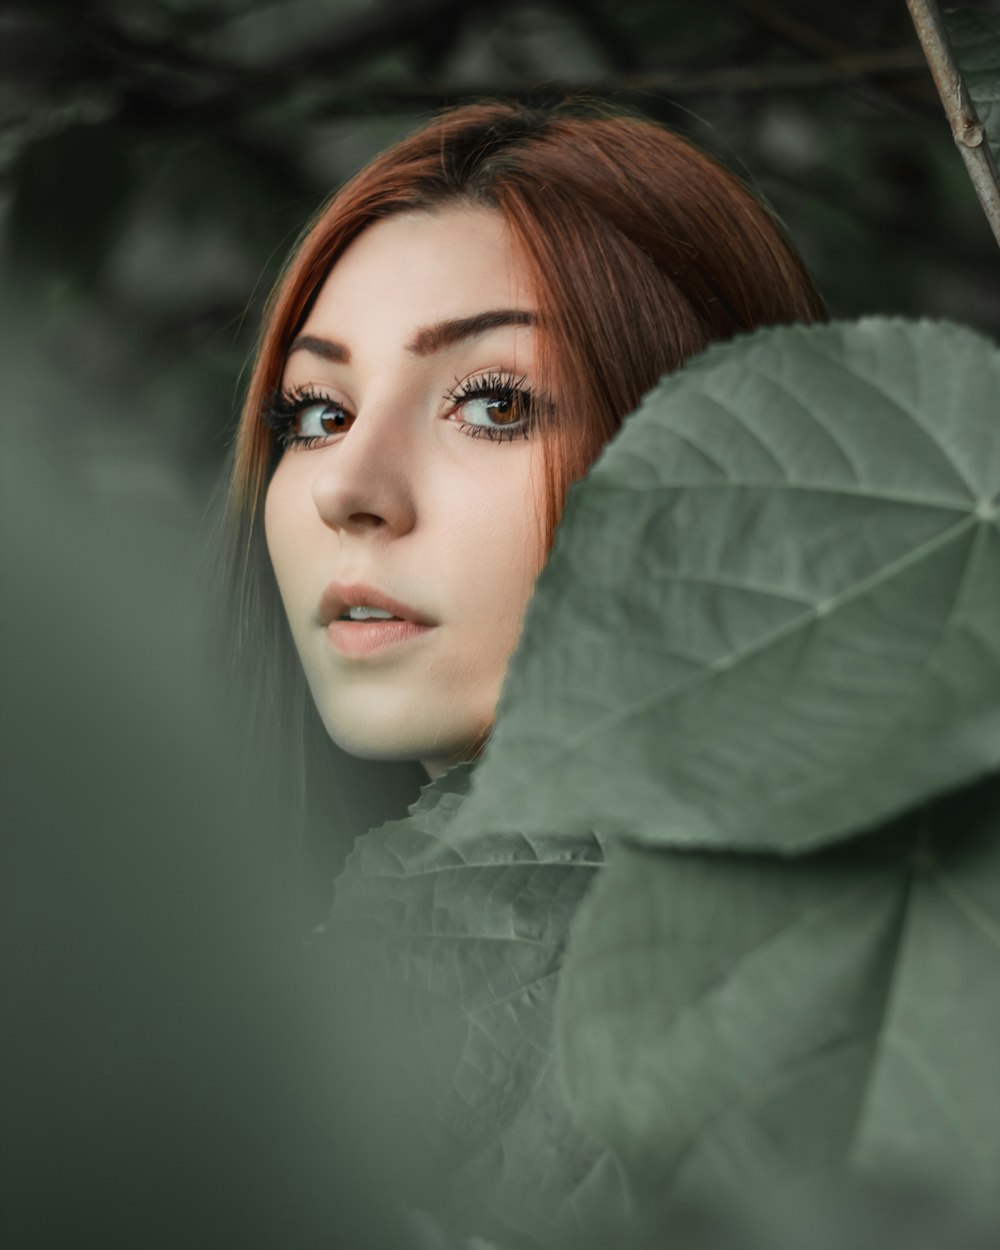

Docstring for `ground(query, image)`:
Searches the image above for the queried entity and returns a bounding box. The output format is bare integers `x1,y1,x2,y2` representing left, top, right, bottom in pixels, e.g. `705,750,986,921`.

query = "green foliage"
322,317,1000,1243
1,443,411,1250
555,775,1000,1216
947,7,1000,168
325,761,619,1241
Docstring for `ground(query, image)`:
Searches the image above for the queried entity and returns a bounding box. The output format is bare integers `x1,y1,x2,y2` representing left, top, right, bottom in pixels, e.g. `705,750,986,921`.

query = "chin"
318,706,482,769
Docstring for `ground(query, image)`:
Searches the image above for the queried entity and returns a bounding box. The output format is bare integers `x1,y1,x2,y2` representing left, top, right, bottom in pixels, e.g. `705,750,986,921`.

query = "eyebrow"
286,308,536,364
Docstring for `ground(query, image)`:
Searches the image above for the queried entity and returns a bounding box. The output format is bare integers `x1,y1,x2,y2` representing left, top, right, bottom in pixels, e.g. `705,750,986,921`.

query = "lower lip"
326,619,435,657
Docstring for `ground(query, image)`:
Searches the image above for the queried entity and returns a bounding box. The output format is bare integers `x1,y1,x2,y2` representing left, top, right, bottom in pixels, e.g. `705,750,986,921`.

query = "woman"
222,107,825,1234
225,101,825,886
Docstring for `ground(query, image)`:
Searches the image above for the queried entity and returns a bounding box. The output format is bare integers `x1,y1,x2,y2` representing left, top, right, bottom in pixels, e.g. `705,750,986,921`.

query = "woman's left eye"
447,372,535,444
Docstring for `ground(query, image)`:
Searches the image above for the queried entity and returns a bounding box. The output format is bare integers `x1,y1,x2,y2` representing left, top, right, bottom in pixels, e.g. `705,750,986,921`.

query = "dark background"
2,0,998,533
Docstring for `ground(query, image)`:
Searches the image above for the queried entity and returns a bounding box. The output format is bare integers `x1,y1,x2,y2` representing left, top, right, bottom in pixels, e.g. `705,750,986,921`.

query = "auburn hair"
222,100,826,891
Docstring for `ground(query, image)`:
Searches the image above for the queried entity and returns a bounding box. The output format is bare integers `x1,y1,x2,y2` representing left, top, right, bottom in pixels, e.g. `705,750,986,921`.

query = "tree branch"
905,0,1000,249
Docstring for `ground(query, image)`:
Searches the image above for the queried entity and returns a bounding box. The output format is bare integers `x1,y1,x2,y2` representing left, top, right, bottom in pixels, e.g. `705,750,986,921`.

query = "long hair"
221,100,826,907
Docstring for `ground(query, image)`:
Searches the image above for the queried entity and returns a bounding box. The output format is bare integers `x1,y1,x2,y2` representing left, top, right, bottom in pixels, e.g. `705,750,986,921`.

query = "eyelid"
446,364,528,388
444,368,531,404
280,379,353,409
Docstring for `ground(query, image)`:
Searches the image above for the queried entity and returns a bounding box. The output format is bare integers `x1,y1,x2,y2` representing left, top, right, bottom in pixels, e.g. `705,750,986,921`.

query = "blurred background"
1,0,998,530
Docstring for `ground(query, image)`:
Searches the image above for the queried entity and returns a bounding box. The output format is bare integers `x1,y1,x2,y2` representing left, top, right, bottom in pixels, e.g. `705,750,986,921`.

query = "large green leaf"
319,763,621,1243
946,8,1000,170
554,773,1000,1216
451,319,1000,853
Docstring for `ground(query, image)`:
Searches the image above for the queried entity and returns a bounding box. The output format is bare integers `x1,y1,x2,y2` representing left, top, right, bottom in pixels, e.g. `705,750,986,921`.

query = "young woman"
225,100,825,890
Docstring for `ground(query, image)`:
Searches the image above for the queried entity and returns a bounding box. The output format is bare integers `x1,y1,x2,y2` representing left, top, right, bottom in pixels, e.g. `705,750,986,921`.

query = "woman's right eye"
261,388,353,449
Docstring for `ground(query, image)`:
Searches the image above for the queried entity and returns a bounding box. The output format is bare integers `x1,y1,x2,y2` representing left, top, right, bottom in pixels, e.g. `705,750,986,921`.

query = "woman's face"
264,205,549,780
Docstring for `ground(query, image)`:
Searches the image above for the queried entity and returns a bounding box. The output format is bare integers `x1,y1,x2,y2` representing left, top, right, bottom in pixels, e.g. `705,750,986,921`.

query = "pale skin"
264,205,550,780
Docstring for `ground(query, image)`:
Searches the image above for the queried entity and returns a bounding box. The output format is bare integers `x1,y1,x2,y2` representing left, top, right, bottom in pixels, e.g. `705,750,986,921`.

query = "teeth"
343,605,398,620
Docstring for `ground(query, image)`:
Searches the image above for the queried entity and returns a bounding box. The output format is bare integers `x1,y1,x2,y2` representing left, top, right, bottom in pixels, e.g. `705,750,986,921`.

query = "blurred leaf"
0,441,408,1250
451,319,1000,853
945,7,1000,169
321,767,623,1242
554,774,1000,1215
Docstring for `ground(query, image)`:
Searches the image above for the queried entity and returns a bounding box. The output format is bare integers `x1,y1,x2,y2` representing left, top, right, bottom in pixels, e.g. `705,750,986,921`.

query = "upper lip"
318,581,436,627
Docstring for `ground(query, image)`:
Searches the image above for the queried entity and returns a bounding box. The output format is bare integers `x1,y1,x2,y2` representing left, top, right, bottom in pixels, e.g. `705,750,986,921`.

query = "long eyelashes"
260,371,539,450
444,370,535,443
261,384,348,450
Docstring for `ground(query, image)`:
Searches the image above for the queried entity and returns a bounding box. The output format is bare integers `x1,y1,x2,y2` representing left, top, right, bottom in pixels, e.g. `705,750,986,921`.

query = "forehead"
300,205,535,339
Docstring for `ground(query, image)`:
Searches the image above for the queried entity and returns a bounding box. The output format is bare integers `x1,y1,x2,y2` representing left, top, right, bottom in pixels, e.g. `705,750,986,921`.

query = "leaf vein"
561,513,978,752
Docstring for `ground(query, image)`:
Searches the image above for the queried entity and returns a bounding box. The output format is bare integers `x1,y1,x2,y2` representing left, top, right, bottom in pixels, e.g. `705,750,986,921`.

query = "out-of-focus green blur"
0,433,424,1245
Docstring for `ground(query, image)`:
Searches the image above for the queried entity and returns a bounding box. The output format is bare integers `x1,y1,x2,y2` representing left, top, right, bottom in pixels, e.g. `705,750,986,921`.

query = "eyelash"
260,370,536,451
261,385,351,451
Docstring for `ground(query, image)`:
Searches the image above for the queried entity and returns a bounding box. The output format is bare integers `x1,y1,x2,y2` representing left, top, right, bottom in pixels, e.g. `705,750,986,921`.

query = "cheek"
466,476,546,623
263,468,307,599
262,481,284,580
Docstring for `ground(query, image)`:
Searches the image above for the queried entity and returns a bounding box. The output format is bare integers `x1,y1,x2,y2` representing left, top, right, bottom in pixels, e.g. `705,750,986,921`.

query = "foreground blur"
0,428,415,1250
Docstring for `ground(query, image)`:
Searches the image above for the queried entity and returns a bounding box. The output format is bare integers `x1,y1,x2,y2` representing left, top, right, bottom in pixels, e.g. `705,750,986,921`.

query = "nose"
309,396,419,537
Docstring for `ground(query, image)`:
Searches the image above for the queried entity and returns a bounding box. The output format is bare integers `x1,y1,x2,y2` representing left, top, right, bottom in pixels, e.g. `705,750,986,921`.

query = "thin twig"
905,0,1000,249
